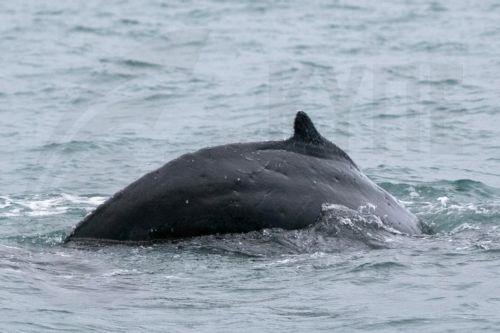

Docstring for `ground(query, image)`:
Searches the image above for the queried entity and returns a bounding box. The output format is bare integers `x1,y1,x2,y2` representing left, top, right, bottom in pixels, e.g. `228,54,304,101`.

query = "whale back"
66,111,422,242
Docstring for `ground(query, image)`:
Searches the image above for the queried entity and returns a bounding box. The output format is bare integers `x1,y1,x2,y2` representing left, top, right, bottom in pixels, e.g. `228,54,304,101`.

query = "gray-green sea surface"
1,0,500,332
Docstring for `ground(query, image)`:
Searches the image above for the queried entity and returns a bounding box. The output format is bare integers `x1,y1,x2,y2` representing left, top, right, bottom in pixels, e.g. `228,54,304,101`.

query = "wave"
29,137,171,154
2,178,499,253
30,140,104,153
0,194,105,218
378,179,500,233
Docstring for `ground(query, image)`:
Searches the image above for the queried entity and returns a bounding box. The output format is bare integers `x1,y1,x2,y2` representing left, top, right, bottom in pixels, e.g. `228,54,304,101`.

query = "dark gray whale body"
67,112,424,242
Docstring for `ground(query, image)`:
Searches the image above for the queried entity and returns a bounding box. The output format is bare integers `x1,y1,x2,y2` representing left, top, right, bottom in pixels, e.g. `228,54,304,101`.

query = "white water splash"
0,194,106,217
437,196,449,207
319,203,404,240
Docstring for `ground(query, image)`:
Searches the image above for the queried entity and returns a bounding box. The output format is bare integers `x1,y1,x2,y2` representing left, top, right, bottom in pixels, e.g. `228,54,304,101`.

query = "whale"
66,111,425,242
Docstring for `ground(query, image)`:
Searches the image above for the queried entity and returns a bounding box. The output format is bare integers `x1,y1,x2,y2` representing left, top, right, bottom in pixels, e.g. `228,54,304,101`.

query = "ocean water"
1,0,500,331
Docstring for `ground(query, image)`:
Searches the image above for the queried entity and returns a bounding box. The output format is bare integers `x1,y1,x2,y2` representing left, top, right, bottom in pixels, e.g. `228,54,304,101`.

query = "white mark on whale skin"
185,199,189,204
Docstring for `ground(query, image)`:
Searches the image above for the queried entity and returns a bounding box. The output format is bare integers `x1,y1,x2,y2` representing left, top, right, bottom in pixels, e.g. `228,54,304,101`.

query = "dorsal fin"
292,111,324,145
288,111,358,168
